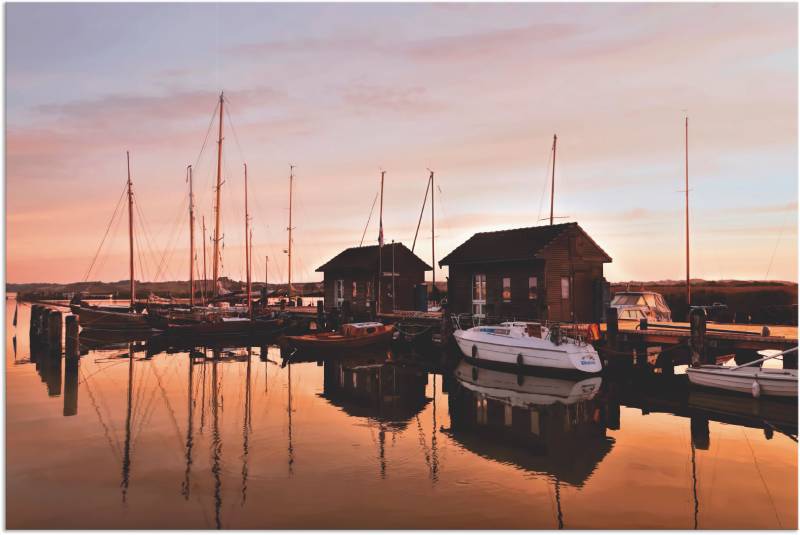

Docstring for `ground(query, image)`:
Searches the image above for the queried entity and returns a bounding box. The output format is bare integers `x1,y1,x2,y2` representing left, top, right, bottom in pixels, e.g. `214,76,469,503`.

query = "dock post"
65,314,79,361
48,309,63,350
689,308,708,365
342,300,352,324
316,300,326,331
40,308,51,341
63,357,78,416
606,307,618,350
29,305,40,338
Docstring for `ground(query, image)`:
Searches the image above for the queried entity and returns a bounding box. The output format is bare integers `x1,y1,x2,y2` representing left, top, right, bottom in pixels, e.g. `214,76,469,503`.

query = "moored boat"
283,322,394,351
686,348,798,398
453,321,601,374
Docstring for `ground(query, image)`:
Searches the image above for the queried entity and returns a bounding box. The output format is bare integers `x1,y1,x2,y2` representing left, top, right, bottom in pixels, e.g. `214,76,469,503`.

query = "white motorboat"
686,348,798,398
453,322,602,374
453,361,602,406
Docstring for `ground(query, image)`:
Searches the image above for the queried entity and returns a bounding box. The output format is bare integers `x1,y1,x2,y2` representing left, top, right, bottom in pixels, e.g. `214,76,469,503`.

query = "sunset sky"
6,2,798,285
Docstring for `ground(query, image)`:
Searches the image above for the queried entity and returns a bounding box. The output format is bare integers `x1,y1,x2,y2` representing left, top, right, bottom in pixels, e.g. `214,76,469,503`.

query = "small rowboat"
687,348,798,398
283,322,394,351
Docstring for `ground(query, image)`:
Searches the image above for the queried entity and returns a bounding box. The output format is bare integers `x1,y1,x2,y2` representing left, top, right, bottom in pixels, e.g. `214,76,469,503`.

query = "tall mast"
378,170,385,314
244,163,251,317
685,116,691,306
265,255,269,300
202,216,208,305
430,169,435,295
126,151,135,307
212,91,224,297
188,165,195,307
550,134,557,226
287,165,294,301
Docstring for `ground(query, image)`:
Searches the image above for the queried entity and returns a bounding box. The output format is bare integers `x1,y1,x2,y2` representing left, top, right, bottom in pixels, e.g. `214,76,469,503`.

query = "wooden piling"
29,305,40,338
48,309,63,350
689,308,708,365
40,308,51,340
65,314,79,361
316,300,326,331
606,307,618,351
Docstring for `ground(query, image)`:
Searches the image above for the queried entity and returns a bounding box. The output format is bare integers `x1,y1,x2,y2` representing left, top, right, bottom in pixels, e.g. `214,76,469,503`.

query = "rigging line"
741,427,783,528
536,141,554,225
91,198,128,287
134,200,164,281
412,175,432,253
83,180,129,282
80,365,123,461
193,98,221,170
360,185,380,247
152,192,191,282
764,211,791,280
223,98,247,165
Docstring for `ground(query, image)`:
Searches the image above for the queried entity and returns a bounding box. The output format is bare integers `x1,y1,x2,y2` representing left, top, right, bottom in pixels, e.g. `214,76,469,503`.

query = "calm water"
6,300,797,529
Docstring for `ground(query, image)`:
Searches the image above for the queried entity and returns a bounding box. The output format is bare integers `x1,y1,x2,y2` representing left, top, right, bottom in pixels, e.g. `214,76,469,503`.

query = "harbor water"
6,300,797,529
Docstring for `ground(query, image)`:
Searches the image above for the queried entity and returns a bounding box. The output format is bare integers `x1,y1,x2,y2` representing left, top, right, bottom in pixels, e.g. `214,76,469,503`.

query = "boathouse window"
335,279,345,307
528,277,538,300
561,276,570,300
472,274,486,318
502,277,511,302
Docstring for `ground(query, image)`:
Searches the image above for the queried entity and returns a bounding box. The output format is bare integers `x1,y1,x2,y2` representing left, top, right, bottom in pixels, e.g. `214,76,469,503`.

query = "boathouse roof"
438,222,612,267
316,243,432,272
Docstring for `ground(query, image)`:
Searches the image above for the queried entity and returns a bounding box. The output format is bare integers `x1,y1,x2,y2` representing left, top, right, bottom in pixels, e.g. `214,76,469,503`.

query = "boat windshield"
611,294,647,306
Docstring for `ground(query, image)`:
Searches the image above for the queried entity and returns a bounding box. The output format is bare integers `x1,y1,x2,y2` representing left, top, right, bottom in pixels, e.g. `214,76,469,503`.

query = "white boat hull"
453,325,601,374
687,366,798,398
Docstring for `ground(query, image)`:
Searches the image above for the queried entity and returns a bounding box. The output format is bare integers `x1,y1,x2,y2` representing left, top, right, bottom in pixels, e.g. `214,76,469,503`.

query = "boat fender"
516,374,524,386
471,366,478,380
751,380,761,399
517,353,524,367
472,344,478,359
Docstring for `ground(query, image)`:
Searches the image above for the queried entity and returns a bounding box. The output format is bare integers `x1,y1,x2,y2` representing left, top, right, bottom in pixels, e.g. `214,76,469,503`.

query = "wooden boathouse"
439,222,611,322
316,243,431,315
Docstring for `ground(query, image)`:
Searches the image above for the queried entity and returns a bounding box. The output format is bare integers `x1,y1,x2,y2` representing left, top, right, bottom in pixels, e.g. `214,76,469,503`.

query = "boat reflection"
445,361,614,489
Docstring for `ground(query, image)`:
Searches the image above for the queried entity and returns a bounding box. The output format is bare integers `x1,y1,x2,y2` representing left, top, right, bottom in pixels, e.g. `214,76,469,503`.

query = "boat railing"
450,313,595,347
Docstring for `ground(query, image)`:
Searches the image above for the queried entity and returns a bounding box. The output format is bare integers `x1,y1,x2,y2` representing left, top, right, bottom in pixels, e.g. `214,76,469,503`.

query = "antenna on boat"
549,134,557,226
684,115,691,307
378,170,385,314
287,165,294,302
212,91,224,297
244,163,252,318
126,151,135,308
188,165,195,307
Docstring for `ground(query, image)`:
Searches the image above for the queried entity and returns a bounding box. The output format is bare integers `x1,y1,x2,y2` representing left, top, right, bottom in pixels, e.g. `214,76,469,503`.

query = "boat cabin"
610,291,672,322
316,243,432,315
439,222,612,322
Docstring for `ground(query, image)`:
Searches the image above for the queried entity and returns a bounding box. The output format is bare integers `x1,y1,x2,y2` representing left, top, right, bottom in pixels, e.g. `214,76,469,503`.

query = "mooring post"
316,300,326,331
29,305,40,338
606,307,618,351
40,308,51,341
342,300,352,324
48,309,63,351
689,308,708,365
65,314,79,361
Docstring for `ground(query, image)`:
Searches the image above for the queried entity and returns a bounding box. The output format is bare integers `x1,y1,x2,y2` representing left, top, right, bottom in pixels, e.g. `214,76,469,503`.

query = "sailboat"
71,152,156,333
149,93,286,339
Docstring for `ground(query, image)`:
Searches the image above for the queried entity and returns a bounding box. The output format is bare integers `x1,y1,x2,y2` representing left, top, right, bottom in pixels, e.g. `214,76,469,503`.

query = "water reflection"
6,301,798,529
447,362,613,489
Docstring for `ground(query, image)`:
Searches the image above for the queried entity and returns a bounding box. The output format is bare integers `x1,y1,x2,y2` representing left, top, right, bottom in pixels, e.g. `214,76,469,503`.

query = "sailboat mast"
244,163,251,317
378,171,385,314
430,170,435,295
550,134,557,226
212,91,224,297
126,151,135,307
189,165,195,307
685,116,691,307
202,216,208,305
288,165,294,301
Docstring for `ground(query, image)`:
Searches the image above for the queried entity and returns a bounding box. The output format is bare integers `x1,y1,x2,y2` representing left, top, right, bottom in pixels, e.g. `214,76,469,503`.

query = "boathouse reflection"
445,362,614,488
321,353,431,426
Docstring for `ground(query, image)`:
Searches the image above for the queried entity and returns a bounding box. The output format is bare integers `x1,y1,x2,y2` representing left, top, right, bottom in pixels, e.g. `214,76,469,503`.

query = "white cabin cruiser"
686,348,798,398
453,322,602,374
